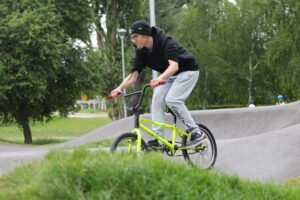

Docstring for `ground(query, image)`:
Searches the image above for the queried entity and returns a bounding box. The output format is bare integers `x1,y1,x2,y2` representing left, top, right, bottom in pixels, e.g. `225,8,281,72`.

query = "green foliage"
1,151,300,199
89,0,149,119
155,0,187,33
91,0,148,96
175,1,226,108
49,0,94,41
264,0,300,101
174,0,300,108
0,0,99,143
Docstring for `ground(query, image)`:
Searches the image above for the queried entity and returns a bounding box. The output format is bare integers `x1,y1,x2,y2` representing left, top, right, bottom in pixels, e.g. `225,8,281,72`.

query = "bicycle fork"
131,128,142,152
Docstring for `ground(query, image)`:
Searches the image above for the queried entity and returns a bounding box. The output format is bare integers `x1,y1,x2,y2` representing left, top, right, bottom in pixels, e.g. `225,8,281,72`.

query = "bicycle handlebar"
108,81,165,111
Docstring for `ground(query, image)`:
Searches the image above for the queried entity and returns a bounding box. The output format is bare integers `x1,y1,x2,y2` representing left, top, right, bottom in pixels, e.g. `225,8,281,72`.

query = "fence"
75,98,107,111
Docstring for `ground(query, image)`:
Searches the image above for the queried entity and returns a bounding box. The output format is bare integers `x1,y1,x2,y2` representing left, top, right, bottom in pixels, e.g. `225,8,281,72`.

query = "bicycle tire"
181,124,217,169
110,133,148,153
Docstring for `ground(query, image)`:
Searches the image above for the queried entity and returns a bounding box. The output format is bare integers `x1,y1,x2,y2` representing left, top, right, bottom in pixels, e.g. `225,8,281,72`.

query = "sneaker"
147,139,162,150
186,132,208,148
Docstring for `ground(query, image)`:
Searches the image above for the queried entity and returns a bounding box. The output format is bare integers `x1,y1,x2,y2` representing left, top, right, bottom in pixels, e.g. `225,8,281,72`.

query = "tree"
174,0,223,108
90,0,148,120
264,0,300,101
173,0,300,106
154,0,189,33
0,1,98,143
217,0,269,105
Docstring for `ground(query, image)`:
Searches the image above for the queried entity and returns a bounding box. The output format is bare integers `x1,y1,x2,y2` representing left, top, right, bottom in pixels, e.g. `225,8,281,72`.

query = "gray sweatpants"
151,70,200,138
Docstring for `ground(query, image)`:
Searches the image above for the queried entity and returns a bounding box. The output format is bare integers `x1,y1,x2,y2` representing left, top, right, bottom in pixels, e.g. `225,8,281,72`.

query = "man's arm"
150,60,178,87
111,71,139,97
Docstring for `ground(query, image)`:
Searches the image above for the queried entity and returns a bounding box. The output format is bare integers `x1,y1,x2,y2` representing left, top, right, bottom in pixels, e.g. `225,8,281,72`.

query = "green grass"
0,116,111,143
0,150,299,200
0,138,69,145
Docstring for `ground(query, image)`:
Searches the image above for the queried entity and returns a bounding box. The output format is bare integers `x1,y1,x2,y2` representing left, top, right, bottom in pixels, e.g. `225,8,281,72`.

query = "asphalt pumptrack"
1,101,300,183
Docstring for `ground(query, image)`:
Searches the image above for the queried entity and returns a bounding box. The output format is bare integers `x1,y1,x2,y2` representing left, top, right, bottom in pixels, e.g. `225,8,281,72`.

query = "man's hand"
150,78,164,88
110,88,122,98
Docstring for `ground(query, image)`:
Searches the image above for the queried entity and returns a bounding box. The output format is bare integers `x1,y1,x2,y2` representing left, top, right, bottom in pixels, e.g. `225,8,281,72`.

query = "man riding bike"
110,20,206,148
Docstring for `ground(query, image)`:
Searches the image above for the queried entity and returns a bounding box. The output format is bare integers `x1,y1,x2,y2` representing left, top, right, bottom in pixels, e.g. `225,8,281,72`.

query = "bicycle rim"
182,124,217,169
110,133,148,154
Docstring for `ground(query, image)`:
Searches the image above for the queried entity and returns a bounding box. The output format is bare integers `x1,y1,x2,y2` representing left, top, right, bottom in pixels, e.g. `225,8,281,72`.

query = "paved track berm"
1,101,300,183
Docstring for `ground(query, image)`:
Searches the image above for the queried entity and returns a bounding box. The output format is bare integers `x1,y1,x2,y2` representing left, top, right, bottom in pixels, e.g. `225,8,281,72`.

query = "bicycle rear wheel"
110,133,148,153
181,124,217,169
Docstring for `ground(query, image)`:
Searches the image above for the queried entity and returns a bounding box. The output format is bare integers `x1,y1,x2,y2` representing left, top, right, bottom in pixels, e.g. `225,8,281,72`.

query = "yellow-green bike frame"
131,117,191,152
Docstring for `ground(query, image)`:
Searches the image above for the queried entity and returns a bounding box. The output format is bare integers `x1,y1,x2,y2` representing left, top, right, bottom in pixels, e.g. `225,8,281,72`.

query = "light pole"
118,28,127,117
149,0,157,114
149,0,158,79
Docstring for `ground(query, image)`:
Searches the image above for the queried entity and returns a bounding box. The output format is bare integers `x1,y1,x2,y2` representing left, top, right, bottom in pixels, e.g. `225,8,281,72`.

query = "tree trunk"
94,1,120,120
202,70,209,109
248,55,254,105
247,36,261,105
20,104,32,144
248,41,255,105
23,119,32,144
202,23,212,109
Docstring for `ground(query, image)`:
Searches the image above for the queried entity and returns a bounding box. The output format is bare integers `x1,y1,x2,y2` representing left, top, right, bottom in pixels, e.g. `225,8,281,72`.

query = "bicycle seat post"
167,108,177,126
173,114,177,126
133,109,140,128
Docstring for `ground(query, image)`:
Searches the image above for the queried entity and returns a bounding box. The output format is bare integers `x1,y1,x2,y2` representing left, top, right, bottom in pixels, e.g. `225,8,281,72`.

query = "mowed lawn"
0,116,111,142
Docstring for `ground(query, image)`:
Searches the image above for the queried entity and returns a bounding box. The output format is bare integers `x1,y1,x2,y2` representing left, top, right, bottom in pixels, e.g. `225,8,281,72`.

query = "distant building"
75,96,106,110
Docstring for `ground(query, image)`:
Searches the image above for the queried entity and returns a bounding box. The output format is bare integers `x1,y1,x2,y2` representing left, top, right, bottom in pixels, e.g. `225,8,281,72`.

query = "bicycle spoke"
181,124,217,168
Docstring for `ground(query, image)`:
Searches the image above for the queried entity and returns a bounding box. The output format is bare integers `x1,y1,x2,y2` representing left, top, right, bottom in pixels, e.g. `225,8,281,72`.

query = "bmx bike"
109,82,217,169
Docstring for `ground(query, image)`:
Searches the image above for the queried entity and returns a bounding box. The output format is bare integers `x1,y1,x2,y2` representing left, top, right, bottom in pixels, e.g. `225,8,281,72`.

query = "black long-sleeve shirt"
131,27,199,75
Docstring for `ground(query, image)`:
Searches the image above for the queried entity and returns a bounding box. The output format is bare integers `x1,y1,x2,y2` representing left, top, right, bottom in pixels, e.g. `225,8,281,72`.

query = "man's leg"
151,80,173,138
165,71,206,147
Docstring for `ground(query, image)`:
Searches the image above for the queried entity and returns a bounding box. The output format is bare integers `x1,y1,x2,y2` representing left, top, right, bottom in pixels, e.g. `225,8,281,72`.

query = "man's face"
278,98,283,102
130,33,148,49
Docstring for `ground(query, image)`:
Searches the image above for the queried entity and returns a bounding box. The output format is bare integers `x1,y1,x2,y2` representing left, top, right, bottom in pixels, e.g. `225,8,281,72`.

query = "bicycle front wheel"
181,124,217,169
110,133,148,153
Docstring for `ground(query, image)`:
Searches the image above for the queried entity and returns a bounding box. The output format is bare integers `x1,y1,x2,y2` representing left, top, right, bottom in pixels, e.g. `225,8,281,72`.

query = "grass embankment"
0,116,111,144
0,150,299,200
